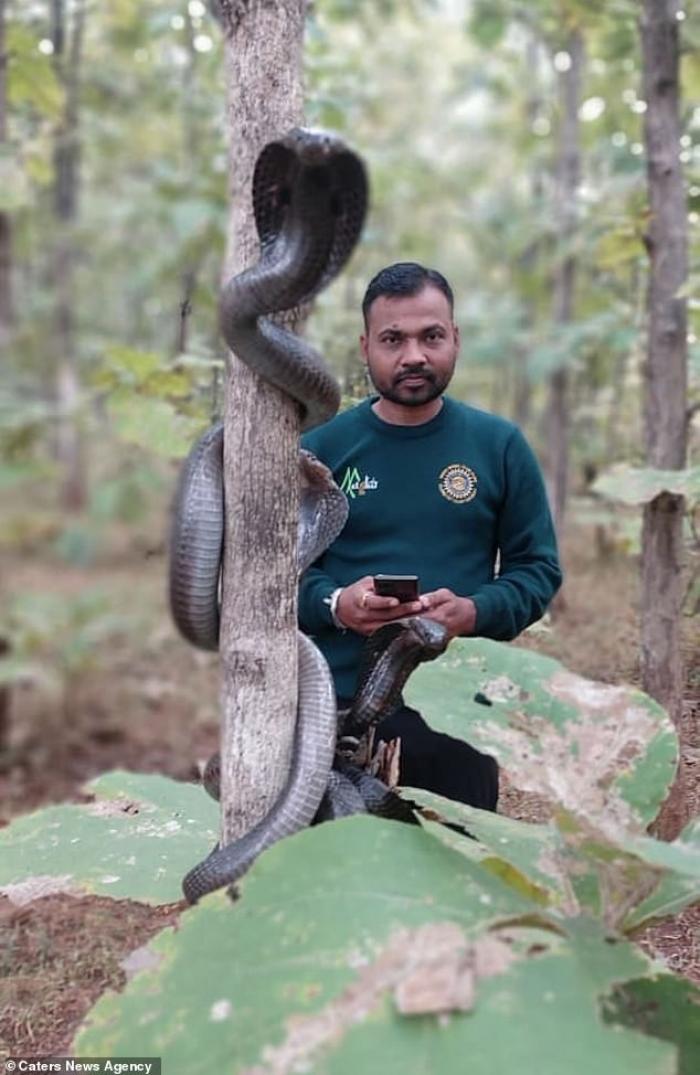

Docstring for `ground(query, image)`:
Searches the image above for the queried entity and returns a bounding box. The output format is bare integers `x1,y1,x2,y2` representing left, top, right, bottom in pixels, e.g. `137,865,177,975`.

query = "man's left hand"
418,589,476,639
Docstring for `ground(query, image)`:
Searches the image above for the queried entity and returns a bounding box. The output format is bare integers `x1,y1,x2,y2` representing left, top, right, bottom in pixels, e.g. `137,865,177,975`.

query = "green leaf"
596,223,644,270
409,788,573,910
409,790,700,933
0,771,218,906
107,394,203,459
469,1,507,48
74,814,689,1074
624,818,700,930
103,344,163,383
142,369,193,398
405,639,678,830
0,150,31,211
602,975,700,1075
7,25,64,119
592,464,700,506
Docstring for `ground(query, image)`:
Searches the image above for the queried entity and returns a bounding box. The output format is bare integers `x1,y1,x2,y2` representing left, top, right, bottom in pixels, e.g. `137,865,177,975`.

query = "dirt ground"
0,516,698,1057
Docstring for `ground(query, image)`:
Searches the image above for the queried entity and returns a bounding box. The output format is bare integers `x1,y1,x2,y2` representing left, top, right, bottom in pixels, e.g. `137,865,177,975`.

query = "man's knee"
374,703,434,748
375,703,499,813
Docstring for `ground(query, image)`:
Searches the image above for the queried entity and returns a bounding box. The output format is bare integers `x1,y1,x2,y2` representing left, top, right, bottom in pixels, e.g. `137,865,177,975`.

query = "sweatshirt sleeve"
298,564,339,633
469,428,562,639
297,425,339,633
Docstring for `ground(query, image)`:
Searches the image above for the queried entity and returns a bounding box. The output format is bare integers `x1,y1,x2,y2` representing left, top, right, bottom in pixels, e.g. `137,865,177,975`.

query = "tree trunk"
218,0,307,843
173,2,201,357
51,0,86,511
0,0,11,749
604,268,643,463
545,29,583,536
0,0,13,333
512,35,545,432
640,0,688,837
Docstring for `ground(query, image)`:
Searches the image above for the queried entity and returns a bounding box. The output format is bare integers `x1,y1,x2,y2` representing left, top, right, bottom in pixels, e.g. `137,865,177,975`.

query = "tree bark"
546,29,583,536
0,0,13,333
639,0,688,836
51,0,87,511
218,0,307,843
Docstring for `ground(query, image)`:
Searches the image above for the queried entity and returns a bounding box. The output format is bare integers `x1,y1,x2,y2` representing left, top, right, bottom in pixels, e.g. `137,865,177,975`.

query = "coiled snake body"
169,130,447,904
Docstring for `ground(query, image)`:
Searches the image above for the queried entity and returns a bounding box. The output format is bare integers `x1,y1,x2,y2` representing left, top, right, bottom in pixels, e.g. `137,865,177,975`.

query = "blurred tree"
547,27,584,534
0,0,13,333
175,0,209,356
639,0,689,834
0,0,8,749
50,0,87,511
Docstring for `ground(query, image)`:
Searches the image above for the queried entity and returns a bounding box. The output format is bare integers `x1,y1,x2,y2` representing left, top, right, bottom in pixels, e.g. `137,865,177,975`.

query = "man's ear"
360,334,369,363
453,323,460,351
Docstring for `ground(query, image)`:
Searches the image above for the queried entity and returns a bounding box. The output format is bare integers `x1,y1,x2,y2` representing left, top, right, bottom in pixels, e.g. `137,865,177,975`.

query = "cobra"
169,129,448,904
170,129,367,904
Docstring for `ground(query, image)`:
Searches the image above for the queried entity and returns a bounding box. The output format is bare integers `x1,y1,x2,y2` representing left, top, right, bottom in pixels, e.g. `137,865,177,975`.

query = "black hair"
361,262,454,327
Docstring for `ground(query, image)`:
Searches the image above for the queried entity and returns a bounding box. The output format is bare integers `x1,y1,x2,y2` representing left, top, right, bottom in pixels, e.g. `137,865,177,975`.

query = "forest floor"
0,508,698,1057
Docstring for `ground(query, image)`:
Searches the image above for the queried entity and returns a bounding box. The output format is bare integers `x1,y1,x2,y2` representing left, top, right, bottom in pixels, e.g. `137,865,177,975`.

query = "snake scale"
169,129,447,904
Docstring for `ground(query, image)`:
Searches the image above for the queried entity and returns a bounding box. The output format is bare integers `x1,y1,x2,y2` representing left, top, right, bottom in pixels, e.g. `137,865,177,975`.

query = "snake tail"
182,633,336,903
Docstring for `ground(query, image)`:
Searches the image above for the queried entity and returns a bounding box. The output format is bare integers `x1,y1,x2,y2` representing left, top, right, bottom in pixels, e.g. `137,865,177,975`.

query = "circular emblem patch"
438,463,478,504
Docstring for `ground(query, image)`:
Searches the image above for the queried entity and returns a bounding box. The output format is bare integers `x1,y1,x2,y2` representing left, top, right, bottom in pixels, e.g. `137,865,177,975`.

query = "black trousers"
339,699,499,812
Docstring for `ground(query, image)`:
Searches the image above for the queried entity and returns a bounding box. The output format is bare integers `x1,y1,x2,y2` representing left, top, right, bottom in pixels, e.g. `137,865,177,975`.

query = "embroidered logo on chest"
339,464,379,499
438,463,478,503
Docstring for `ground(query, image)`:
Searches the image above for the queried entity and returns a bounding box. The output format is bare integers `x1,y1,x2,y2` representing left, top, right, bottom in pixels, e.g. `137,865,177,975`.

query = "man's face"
360,285,459,407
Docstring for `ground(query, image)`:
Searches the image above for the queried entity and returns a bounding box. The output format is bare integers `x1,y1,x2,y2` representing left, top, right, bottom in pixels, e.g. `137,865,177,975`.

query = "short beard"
368,368,450,407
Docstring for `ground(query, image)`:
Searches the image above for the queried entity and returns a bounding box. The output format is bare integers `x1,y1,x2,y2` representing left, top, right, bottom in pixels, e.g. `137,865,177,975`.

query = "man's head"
360,262,459,412
361,262,454,329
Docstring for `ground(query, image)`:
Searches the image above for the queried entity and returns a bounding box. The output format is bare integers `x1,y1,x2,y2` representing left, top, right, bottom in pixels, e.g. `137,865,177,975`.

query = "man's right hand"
335,575,423,635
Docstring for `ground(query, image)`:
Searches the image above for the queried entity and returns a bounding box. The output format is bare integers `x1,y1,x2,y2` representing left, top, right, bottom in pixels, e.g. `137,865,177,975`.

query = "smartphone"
373,574,420,603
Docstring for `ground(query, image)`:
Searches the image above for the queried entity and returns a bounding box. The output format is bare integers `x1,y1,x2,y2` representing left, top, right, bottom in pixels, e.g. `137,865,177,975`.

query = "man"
299,262,562,810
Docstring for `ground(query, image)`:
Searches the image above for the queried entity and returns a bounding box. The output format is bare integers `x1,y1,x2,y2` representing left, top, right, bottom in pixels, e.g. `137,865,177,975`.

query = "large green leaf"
405,639,678,831
592,464,700,506
409,791,700,933
602,975,700,1075
0,771,217,906
624,818,700,930
535,808,700,931
409,788,574,910
74,812,692,1074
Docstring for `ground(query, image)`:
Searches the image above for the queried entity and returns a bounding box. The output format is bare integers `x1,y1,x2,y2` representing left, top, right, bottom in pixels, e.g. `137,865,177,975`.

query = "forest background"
0,0,699,1057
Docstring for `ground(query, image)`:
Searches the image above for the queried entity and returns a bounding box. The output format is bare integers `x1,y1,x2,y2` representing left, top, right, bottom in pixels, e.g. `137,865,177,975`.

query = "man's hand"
418,588,476,639
335,575,423,636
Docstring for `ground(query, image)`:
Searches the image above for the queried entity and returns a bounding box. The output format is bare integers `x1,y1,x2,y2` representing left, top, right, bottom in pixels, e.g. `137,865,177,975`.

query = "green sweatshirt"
299,395,562,699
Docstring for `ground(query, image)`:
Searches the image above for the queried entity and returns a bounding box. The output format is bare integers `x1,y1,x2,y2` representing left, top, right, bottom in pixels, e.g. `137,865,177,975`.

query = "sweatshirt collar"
363,395,451,437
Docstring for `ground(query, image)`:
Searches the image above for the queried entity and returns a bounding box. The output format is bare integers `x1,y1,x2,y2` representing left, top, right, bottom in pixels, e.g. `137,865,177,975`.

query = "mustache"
394,367,436,384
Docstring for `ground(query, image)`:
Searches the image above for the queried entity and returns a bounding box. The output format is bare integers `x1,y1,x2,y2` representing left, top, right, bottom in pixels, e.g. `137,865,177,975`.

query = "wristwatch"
323,588,346,629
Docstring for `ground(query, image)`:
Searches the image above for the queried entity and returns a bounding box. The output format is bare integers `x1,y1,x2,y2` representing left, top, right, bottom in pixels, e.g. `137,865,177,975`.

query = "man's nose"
399,337,427,365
